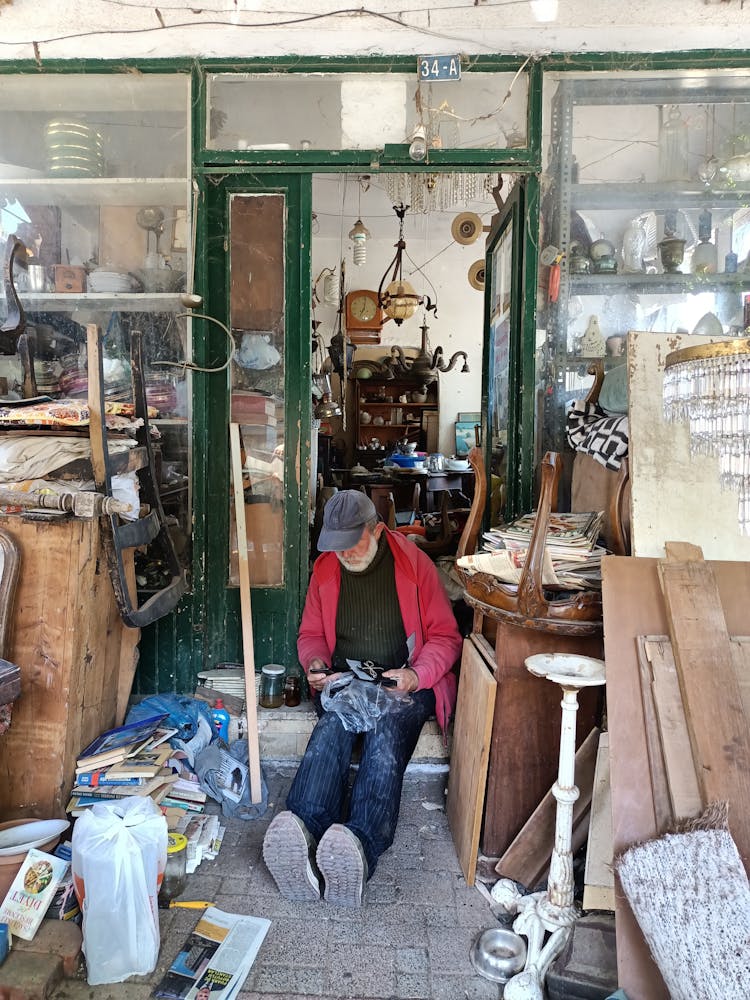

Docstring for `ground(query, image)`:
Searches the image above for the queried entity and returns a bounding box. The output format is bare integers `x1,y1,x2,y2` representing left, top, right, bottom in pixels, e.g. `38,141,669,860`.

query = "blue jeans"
286,687,436,876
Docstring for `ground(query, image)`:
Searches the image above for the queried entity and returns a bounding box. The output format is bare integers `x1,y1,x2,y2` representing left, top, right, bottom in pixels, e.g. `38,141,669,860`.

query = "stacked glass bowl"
45,120,104,177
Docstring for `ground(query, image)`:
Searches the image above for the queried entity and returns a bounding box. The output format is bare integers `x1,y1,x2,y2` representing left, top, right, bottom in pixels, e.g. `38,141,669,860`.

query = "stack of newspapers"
457,509,606,591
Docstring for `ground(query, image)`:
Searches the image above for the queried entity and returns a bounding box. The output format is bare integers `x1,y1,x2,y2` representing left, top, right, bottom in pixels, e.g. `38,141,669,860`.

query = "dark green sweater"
333,533,408,670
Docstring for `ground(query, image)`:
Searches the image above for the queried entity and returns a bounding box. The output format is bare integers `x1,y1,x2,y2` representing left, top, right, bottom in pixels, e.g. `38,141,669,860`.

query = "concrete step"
0,921,82,1000
256,702,449,766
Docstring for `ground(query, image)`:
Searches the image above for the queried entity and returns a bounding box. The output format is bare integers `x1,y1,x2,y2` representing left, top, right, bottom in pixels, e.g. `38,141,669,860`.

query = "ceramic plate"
0,819,69,856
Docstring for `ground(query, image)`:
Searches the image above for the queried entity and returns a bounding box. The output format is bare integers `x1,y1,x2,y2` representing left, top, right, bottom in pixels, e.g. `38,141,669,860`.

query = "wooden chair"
456,450,604,633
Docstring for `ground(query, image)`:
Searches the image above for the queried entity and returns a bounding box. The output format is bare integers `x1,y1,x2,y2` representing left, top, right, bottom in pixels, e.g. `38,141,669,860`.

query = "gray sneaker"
262,810,321,902
316,823,368,908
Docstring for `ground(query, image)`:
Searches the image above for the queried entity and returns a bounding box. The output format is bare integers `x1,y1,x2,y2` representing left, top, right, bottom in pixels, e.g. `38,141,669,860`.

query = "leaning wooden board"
0,515,137,817
446,634,496,886
602,554,750,1000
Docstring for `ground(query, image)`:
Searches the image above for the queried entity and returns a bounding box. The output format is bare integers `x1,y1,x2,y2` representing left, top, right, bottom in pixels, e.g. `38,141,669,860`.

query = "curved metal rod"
1,234,37,397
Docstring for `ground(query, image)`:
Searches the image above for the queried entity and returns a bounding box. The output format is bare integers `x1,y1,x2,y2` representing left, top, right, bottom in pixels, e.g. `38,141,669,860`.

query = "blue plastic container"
211,699,230,741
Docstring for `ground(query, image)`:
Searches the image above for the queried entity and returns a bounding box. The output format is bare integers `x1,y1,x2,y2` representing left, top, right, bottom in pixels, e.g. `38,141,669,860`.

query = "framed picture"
172,207,188,252
455,420,479,456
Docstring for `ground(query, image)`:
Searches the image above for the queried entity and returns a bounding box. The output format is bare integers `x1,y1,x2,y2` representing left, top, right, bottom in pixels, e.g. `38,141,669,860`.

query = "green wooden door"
482,176,538,520
200,172,312,673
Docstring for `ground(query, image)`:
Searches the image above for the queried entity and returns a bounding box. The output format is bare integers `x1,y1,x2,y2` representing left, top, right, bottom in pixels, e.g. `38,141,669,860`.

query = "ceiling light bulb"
348,218,371,266
409,126,427,162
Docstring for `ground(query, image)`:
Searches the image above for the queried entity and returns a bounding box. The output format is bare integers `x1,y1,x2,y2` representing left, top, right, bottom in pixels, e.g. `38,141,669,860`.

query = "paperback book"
0,848,69,940
76,713,168,771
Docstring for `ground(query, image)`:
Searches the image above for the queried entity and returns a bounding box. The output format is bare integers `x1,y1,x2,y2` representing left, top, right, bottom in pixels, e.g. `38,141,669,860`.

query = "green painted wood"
200,173,312,676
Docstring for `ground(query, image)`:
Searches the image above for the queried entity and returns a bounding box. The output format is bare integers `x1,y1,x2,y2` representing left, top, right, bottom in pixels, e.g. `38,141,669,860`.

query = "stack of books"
67,714,179,816
458,510,607,591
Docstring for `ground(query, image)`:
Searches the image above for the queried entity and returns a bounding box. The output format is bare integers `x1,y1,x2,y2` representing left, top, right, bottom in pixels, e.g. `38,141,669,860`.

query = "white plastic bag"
71,796,168,984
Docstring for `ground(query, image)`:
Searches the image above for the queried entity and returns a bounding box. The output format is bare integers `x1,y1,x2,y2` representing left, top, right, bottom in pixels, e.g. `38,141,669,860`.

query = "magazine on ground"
152,906,270,1000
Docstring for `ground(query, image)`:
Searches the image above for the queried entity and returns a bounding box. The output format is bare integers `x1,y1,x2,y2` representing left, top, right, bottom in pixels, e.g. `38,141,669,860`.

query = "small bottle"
692,209,718,275
211,698,230,741
284,675,301,707
158,833,188,908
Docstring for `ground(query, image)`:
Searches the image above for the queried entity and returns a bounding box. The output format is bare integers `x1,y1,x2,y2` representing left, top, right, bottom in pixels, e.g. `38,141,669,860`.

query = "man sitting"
263,490,462,906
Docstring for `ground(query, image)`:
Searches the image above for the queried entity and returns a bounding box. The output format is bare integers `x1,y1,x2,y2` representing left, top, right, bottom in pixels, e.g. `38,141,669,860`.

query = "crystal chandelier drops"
663,338,750,534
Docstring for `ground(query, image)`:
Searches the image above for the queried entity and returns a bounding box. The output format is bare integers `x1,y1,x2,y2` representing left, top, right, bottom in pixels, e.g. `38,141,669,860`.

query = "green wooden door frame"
196,173,312,673
481,174,539,521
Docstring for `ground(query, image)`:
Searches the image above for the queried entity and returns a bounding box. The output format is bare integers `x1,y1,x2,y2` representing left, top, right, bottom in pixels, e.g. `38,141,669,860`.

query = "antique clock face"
346,290,383,330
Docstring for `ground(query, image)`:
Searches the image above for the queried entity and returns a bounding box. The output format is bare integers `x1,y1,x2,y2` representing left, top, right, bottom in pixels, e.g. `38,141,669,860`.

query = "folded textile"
566,399,628,472
0,435,135,482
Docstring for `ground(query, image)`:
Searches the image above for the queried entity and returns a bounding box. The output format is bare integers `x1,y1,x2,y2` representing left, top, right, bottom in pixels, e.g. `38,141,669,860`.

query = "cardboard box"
53,265,86,293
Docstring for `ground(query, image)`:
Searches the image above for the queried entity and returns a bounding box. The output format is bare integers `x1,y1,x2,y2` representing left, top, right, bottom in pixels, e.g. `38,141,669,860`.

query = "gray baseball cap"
318,490,377,552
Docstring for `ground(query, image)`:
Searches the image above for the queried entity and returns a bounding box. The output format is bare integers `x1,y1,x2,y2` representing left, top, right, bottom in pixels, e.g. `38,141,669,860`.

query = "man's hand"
307,657,333,692
382,666,419,693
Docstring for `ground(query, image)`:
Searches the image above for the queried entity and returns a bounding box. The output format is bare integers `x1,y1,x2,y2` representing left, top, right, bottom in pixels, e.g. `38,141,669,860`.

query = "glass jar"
158,832,188,908
259,664,285,708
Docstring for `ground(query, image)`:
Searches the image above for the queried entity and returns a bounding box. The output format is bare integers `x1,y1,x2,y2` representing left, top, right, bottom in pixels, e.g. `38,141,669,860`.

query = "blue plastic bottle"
211,698,230,742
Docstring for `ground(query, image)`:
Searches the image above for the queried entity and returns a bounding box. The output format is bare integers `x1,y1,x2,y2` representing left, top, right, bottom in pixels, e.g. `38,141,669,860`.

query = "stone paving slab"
37,769,502,1000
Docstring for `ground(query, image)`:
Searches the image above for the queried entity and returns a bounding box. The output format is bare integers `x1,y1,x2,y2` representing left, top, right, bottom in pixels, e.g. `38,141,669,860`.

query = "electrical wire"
151,312,234,374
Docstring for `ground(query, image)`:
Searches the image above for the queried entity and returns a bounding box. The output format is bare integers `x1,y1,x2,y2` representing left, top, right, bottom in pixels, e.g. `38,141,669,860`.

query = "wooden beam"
230,422,262,804
446,635,496,886
658,555,750,869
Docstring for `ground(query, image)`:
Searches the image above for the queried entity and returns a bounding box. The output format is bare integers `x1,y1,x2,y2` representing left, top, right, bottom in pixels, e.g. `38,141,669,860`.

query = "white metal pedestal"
495,652,606,1000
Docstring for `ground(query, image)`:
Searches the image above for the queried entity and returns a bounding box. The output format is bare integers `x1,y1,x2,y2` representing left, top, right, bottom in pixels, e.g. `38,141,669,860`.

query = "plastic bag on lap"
321,674,412,733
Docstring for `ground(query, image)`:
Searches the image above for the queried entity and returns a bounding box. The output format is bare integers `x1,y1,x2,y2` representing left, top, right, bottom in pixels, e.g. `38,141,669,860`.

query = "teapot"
410,385,428,403
360,410,372,425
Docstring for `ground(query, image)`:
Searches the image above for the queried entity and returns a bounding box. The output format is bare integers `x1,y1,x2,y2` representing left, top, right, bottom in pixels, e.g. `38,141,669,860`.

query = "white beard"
337,530,379,573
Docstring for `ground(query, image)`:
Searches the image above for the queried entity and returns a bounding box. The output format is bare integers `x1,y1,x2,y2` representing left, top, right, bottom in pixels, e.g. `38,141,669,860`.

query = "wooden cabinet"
354,377,439,467
0,516,139,819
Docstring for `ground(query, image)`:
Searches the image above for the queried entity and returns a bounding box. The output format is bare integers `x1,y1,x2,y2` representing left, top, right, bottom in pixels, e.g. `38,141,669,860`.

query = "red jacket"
298,529,463,732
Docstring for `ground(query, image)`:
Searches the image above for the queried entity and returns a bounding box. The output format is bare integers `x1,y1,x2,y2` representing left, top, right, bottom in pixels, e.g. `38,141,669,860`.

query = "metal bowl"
470,927,527,983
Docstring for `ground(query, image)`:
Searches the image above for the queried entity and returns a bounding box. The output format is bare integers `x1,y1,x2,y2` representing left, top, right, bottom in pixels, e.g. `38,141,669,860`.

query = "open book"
152,906,270,1000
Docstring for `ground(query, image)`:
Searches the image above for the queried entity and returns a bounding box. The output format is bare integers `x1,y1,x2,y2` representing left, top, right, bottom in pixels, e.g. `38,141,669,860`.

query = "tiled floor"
52,764,503,1000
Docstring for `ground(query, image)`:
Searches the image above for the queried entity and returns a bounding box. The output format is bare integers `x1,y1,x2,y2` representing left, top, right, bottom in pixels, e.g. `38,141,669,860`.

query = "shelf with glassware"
354,377,439,460
538,69,750,455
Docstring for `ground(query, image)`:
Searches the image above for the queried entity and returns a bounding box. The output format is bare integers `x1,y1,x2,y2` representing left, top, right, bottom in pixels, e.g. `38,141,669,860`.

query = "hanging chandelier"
384,318,469,384
377,203,436,326
663,337,750,534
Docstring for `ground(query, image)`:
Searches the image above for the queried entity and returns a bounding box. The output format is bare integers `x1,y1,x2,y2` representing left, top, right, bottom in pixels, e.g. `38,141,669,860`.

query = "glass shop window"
227,192,285,589
206,71,528,152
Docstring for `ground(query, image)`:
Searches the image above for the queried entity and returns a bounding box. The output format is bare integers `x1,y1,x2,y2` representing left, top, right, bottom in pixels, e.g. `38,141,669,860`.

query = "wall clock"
345,289,384,334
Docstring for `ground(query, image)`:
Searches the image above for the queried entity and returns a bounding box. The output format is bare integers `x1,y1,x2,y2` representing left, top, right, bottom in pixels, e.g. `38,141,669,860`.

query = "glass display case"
537,69,750,458
0,73,192,590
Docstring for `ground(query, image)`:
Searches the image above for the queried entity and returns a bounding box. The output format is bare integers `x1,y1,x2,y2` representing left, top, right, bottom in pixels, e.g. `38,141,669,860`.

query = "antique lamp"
663,336,750,534
377,203,437,326
384,318,470,383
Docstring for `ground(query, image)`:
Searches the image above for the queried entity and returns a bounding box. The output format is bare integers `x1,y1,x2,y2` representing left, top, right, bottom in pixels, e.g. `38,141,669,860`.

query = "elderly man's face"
336,522,382,572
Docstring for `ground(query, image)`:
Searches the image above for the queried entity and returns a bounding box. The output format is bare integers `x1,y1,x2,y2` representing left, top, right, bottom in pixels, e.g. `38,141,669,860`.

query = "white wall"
311,229,485,456
0,2,746,63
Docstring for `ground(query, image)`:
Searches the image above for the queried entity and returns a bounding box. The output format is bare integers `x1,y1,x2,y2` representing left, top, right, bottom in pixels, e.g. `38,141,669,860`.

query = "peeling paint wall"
628,331,750,560
0,2,746,63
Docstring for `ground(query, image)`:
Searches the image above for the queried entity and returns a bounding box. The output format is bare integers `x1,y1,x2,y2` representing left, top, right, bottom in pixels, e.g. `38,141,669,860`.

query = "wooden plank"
658,557,750,868
446,635,496,886
0,517,128,817
635,637,674,832
495,726,599,890
602,556,670,1000
483,621,602,857
583,732,615,912
730,637,750,720
644,637,702,820
603,555,750,1000
230,422,262,804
